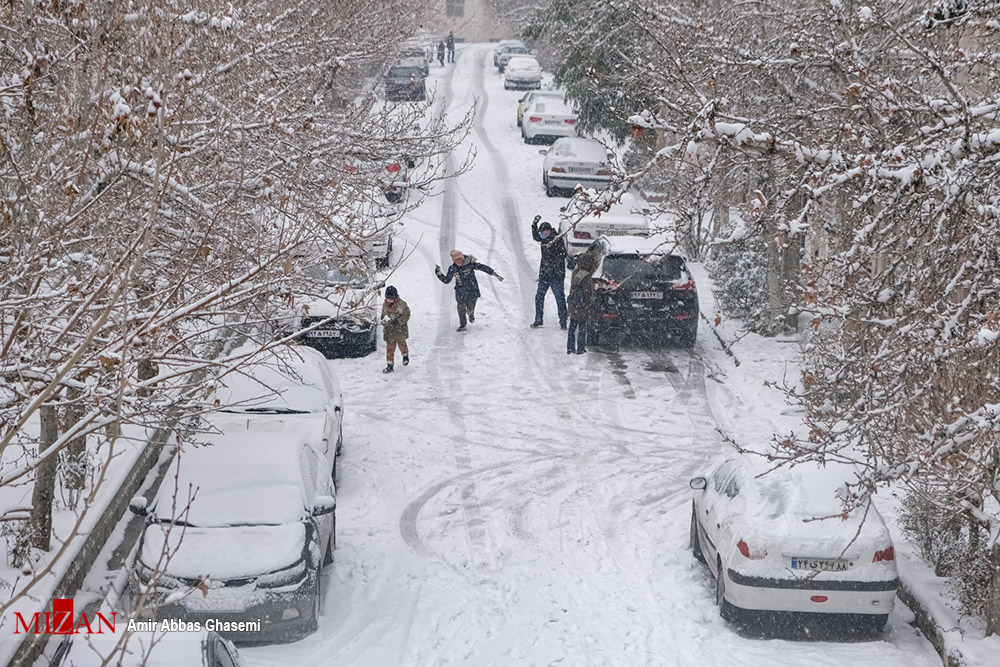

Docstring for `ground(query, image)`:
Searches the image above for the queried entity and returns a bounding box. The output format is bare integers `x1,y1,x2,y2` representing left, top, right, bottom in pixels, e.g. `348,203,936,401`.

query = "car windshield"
389,67,421,78
505,47,528,55
602,254,684,282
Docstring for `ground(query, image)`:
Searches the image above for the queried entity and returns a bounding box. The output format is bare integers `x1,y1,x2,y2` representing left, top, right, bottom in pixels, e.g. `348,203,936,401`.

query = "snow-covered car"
496,44,530,72
521,97,578,144
586,232,698,348
398,45,430,76
290,255,382,358
330,186,401,267
49,628,244,667
539,137,613,197
557,190,652,256
210,344,344,471
128,430,337,642
339,154,413,204
517,90,564,127
493,39,524,66
689,458,899,634
503,56,542,90
385,59,426,102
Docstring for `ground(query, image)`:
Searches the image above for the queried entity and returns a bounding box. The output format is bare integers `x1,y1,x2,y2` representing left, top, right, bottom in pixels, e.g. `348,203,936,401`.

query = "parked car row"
127,346,343,644
385,58,427,102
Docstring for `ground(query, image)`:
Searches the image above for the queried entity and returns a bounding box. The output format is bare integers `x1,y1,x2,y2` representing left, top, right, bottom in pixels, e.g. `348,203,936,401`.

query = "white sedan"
540,137,613,197
493,39,524,66
557,190,652,256
521,97,578,145
503,56,542,90
689,458,899,635
209,344,344,472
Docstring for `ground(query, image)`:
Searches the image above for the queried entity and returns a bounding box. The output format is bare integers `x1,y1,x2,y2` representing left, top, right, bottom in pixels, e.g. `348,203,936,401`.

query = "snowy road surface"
242,45,941,667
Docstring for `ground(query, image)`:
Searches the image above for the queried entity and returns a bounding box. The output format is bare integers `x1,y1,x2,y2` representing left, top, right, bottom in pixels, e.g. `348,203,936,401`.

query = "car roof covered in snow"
551,138,609,163
507,56,540,70
529,98,575,116
208,344,333,414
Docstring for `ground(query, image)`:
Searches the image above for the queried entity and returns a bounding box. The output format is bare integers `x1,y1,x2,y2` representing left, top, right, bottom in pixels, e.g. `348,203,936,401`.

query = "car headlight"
256,560,308,589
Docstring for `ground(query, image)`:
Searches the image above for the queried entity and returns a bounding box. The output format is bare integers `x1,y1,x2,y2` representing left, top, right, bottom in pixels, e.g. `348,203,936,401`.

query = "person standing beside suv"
566,251,598,354
529,215,568,330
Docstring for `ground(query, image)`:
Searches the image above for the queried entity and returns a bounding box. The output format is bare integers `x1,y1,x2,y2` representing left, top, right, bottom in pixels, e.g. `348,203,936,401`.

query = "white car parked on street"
496,44,530,72
210,345,344,473
493,39,524,66
539,137,613,197
557,190,652,256
517,90,564,127
521,97,578,145
503,56,542,90
689,458,899,635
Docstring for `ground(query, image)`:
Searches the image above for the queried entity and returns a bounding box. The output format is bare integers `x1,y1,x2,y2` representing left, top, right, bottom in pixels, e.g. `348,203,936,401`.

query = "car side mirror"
128,496,148,516
689,477,707,490
312,495,336,516
538,150,547,156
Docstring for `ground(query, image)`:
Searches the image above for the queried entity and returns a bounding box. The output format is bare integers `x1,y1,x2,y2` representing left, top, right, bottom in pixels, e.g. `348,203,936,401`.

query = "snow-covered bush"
708,232,772,335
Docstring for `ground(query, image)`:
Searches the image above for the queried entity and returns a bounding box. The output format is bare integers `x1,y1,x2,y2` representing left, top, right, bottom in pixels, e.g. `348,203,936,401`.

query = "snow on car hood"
211,345,332,413
142,523,305,580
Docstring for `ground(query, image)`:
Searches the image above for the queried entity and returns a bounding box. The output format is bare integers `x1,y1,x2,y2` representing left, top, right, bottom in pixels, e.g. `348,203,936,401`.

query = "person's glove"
495,273,505,282
435,264,441,274
533,215,541,223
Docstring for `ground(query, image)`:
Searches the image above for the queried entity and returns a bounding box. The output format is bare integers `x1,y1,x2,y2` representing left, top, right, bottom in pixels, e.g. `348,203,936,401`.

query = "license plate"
307,329,341,338
790,557,852,571
545,119,562,125
601,229,642,236
568,167,591,173
632,291,663,299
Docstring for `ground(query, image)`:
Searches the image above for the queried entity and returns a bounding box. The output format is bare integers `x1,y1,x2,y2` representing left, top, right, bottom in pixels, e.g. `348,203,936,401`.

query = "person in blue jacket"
435,250,504,331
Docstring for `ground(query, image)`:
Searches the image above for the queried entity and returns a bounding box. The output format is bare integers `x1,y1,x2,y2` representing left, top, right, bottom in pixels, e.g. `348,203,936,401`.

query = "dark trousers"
457,298,477,326
567,319,588,352
447,48,455,63
534,278,567,325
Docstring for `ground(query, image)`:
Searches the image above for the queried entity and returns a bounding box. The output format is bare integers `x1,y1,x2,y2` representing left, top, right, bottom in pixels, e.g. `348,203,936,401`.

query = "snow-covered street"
240,45,942,667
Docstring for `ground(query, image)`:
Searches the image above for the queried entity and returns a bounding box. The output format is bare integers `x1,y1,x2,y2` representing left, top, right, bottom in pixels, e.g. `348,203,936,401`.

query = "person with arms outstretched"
435,250,503,332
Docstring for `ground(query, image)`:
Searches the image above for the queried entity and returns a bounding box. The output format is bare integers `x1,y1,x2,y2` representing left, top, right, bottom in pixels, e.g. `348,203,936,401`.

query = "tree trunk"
29,404,59,551
62,388,87,500
988,543,1000,636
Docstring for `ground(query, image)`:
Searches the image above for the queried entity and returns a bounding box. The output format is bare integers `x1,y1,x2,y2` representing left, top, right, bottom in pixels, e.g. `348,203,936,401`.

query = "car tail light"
573,230,592,239
602,313,618,319
736,538,767,560
385,163,402,173
873,546,895,562
810,596,829,603
564,118,577,125
674,280,696,291
550,166,566,173
674,314,693,321
596,169,612,176
343,164,359,174
529,116,543,123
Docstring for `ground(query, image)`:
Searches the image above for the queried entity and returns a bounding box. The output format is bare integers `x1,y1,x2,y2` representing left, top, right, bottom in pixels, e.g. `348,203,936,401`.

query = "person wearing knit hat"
381,285,410,373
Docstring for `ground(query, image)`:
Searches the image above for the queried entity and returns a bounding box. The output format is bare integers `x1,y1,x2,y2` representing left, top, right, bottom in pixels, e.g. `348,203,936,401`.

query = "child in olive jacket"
381,285,410,373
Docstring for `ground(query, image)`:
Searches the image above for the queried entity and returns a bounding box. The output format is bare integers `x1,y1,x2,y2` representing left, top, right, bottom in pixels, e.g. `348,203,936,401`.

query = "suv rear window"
389,67,421,78
602,254,684,282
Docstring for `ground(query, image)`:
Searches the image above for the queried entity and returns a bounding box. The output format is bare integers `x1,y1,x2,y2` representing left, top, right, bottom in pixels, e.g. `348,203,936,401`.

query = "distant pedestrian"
446,32,455,63
437,41,446,67
566,251,598,354
529,215,568,330
381,286,410,373
435,250,504,332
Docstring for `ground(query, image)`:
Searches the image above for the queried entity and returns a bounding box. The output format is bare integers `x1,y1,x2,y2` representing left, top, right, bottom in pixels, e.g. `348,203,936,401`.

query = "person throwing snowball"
381,285,410,373
435,250,503,332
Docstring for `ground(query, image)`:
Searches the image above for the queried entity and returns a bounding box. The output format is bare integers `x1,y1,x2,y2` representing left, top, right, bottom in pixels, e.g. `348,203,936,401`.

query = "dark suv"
385,60,426,101
587,235,699,348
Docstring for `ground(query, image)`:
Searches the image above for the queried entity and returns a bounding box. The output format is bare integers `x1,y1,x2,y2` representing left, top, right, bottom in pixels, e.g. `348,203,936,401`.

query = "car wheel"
376,255,388,269
323,532,335,565
678,320,698,349
306,568,322,633
716,558,737,621
517,116,522,128
336,427,343,456
690,504,706,563
545,182,555,197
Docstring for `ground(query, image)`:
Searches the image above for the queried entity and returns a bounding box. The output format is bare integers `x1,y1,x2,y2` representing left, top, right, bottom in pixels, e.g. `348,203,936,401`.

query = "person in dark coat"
566,251,598,354
437,41,446,67
435,250,504,331
381,285,410,373
529,215,568,330
446,32,455,63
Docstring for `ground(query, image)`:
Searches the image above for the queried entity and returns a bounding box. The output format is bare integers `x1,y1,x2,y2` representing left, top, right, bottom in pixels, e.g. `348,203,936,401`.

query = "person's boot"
456,325,466,332
402,355,409,366
560,321,568,330
383,364,394,373
530,321,543,328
